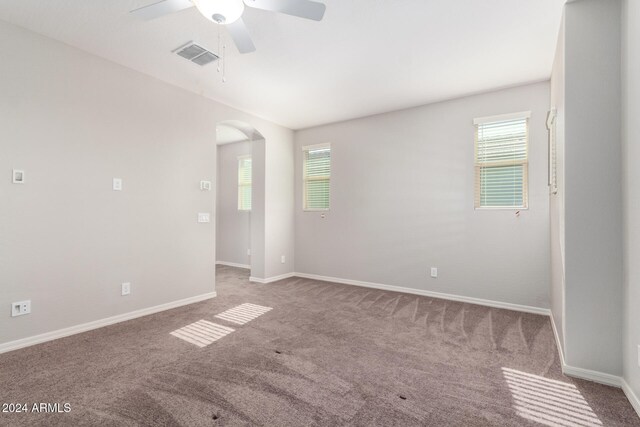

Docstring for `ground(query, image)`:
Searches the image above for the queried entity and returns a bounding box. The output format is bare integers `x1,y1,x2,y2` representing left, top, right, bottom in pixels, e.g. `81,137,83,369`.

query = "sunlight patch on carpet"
170,320,235,348
502,367,602,427
214,303,273,325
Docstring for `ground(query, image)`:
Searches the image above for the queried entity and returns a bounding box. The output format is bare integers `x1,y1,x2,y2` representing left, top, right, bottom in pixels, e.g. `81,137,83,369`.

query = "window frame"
473,111,530,210
237,154,252,212
302,143,331,212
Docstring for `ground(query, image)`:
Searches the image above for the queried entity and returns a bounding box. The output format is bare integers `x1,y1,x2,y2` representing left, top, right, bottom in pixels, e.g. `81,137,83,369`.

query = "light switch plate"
113,178,122,191
430,267,438,278
198,213,211,223
200,180,212,191
121,282,131,296
12,169,25,184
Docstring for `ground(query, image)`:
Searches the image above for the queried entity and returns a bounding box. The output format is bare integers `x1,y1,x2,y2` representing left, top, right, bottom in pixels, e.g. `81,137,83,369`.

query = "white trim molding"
250,272,295,284
622,379,640,418
562,365,622,387
550,312,566,368
216,261,250,269
0,292,216,355
293,272,549,315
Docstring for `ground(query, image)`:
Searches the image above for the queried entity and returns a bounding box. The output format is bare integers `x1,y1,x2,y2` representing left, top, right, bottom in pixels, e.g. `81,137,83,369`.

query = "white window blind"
238,155,252,211
474,113,529,209
303,144,331,210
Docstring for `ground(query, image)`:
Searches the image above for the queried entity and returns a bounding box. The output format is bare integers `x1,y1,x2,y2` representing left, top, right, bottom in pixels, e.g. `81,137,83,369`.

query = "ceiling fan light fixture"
193,0,245,24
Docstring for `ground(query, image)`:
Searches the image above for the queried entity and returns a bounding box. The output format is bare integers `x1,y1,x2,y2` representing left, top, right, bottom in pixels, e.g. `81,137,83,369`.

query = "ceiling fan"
130,0,326,54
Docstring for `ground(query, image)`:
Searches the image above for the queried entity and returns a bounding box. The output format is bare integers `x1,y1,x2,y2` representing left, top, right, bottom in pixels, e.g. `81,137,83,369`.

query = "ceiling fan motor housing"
130,0,327,55
193,0,245,24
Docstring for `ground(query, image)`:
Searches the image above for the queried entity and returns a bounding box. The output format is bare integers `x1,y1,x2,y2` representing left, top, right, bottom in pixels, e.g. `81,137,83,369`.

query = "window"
474,112,530,209
238,155,251,211
303,144,331,210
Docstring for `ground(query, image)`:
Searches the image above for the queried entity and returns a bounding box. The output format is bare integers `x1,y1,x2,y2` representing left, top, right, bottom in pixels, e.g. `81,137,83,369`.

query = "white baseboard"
250,272,295,284
0,292,217,355
293,272,550,316
550,312,566,368
622,379,640,418
549,313,623,388
562,365,622,387
216,261,250,269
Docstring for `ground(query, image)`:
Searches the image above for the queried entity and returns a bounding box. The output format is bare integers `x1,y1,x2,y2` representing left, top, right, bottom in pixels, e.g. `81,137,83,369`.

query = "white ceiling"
0,0,564,129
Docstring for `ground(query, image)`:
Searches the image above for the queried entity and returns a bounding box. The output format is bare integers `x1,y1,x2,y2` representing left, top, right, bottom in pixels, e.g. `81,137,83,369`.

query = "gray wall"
294,82,551,309
622,0,640,400
563,0,623,375
250,138,268,279
549,11,566,357
264,133,296,279
0,20,294,345
216,141,252,267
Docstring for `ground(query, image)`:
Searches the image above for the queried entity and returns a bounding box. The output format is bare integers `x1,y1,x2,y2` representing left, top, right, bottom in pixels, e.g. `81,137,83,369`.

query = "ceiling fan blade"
244,0,326,21
129,0,194,20
226,18,256,54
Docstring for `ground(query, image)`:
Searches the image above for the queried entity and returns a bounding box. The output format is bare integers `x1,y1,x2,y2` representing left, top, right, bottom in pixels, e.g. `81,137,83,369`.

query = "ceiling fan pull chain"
217,24,221,73
222,43,227,83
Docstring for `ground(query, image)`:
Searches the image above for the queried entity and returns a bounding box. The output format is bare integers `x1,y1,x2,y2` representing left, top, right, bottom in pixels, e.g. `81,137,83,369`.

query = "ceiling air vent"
173,41,219,66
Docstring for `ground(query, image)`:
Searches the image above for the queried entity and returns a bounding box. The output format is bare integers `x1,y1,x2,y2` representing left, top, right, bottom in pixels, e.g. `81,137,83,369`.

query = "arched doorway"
215,120,266,280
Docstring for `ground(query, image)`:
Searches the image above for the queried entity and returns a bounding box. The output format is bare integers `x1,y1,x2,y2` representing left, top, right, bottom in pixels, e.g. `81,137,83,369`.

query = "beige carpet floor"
0,265,638,426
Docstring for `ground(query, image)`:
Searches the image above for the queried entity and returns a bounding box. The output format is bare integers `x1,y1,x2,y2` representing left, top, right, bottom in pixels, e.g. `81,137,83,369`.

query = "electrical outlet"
121,282,131,296
113,178,122,191
198,213,211,223
281,255,286,264
11,300,31,317
430,267,438,278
